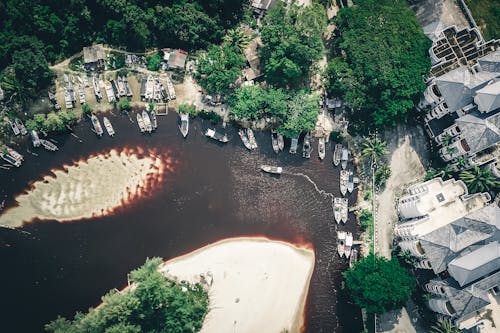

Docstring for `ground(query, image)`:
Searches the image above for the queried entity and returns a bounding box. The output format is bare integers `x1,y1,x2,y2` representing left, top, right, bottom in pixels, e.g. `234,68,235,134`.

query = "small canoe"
239,129,252,150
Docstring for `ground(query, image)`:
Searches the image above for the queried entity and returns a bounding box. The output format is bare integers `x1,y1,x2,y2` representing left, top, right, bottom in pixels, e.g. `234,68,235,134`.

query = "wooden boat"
93,74,102,100
341,198,348,224
40,139,58,151
0,150,21,167
179,114,189,138
333,144,342,166
136,113,146,133
247,128,257,149
340,170,348,196
150,110,158,130
277,134,284,151
142,110,152,133
205,128,229,143
271,130,279,154
31,130,41,147
341,148,349,169
289,136,299,154
345,232,353,258
91,115,103,136
334,197,342,224
337,231,346,258
15,119,27,135
349,248,358,268
318,137,326,160
8,119,20,135
302,132,312,159
260,165,283,175
347,170,354,193
239,129,252,150
103,117,115,136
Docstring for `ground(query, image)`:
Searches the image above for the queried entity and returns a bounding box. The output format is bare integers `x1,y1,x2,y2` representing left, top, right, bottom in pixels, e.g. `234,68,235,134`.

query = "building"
421,25,499,170
83,44,106,72
164,49,188,71
243,32,264,81
251,0,277,17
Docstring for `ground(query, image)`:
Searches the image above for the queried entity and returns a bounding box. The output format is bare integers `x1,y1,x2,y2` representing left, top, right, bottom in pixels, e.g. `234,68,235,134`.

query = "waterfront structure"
83,44,106,72
251,0,277,17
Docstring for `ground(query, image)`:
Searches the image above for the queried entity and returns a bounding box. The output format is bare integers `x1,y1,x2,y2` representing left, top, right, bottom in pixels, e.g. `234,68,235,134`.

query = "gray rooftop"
83,44,105,64
478,49,500,73
474,80,500,113
456,109,500,154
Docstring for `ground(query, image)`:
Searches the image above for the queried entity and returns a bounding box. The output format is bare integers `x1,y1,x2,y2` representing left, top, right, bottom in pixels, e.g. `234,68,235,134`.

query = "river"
0,110,362,333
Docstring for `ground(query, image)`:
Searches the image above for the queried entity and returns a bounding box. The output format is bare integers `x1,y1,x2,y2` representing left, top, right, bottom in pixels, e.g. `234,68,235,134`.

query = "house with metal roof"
165,49,188,71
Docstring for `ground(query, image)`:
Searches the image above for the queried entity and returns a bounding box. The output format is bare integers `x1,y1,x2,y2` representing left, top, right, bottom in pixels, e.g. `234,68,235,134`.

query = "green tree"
375,164,391,186
82,103,92,115
361,136,388,164
178,103,196,117
459,166,500,193
279,92,320,138
146,52,162,71
118,99,131,112
223,28,251,50
344,253,415,314
430,319,461,333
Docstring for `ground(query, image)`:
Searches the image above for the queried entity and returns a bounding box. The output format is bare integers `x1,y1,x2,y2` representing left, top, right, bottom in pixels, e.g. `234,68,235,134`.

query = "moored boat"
349,248,358,268
205,128,229,143
302,132,312,159
271,130,279,154
347,170,354,193
345,232,353,258
103,117,115,136
238,129,251,150
0,150,21,167
15,119,27,135
318,137,326,160
40,139,58,151
289,136,299,154
179,114,189,138
260,165,283,175
341,198,348,224
333,143,342,166
341,148,349,169
136,113,146,132
142,110,152,133
31,130,41,147
150,110,158,130
8,119,20,136
277,133,284,151
247,128,257,149
340,170,348,196
337,231,346,257
91,115,103,136
334,197,342,224
6,147,23,161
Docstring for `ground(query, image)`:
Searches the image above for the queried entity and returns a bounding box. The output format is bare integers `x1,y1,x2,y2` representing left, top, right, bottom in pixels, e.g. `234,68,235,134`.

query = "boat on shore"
239,129,252,150
302,132,312,159
337,231,346,257
103,117,115,136
271,130,279,154
289,136,299,154
345,232,353,258
150,110,158,130
39,139,58,151
247,129,257,149
347,170,354,193
334,197,342,224
318,137,326,160
15,119,27,135
349,248,358,268
333,144,342,166
136,113,146,133
179,114,189,138
277,133,284,151
142,110,152,133
8,119,20,136
31,130,41,147
260,165,283,175
91,115,103,136
341,198,348,224
341,148,349,169
340,170,348,196
205,128,229,143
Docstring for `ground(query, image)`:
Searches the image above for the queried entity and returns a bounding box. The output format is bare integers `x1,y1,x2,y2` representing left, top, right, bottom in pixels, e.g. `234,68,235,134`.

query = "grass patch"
464,0,500,40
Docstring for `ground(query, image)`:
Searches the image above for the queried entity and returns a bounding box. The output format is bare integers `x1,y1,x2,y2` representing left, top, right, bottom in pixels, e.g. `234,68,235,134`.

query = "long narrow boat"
341,148,349,169
179,114,189,138
277,133,284,151
347,170,354,193
205,128,229,143
341,198,348,224
31,130,41,147
260,165,283,175
39,139,58,151
142,110,152,133
271,130,279,154
136,113,146,133
239,129,252,150
337,231,346,258
15,119,27,135
289,136,299,154
349,248,358,268
103,117,115,136
0,150,21,167
318,137,326,160
334,197,342,224
345,232,353,258
9,119,20,135
6,147,23,161
247,128,257,149
91,115,103,136
340,170,348,196
150,110,158,130
333,143,342,166
302,132,312,159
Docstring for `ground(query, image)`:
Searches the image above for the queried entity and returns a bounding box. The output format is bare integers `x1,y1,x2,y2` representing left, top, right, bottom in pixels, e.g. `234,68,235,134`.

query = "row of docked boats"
333,144,350,169
30,130,59,151
8,118,28,136
334,197,349,224
136,110,157,134
238,128,258,150
339,170,355,196
337,231,354,259
0,146,24,167
91,114,115,137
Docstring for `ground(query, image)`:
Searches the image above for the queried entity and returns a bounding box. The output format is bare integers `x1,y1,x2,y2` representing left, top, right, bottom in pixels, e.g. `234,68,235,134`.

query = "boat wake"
0,147,175,228
288,172,335,216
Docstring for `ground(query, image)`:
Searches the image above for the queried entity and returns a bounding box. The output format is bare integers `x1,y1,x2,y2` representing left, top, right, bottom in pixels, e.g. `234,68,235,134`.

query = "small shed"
167,49,188,70
83,44,106,72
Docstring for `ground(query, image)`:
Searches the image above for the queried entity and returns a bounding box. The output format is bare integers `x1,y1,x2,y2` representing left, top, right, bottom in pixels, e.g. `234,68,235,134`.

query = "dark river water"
0,110,362,333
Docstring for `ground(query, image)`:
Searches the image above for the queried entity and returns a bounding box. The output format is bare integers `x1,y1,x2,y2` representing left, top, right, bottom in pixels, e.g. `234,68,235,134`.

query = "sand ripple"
0,148,173,227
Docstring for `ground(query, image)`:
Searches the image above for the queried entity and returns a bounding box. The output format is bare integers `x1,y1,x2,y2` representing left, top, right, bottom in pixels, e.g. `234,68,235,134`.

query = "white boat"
6,147,23,161
340,170,348,196
142,110,152,133
103,117,115,136
247,128,257,149
8,119,20,135
91,115,103,136
341,198,348,224
136,113,146,132
289,136,299,154
334,197,342,224
271,130,279,154
260,165,283,175
333,144,342,166
31,130,41,147
302,132,312,159
39,139,58,151
347,170,354,193
205,128,229,143
0,150,21,167
179,114,189,138
337,231,346,258
15,119,27,135
93,75,102,100
345,232,353,258
150,110,158,130
239,129,251,150
349,248,358,268
341,148,349,169
318,137,326,160
277,134,284,151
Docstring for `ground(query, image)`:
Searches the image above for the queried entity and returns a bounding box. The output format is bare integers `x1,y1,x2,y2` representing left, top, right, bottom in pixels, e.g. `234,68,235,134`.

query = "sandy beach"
0,148,171,227
160,237,315,333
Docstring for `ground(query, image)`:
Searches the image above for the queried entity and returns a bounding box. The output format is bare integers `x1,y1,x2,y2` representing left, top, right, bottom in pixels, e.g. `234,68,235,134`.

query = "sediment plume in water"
0,147,174,227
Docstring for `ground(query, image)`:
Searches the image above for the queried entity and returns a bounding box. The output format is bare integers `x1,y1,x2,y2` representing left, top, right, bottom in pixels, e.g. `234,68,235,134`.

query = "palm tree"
455,156,468,170
459,166,500,193
361,135,388,164
223,28,252,51
430,319,460,333
441,134,453,146
438,165,454,180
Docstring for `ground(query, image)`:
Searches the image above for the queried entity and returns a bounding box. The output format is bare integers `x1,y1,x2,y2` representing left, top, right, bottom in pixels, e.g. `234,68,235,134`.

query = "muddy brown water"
0,110,362,333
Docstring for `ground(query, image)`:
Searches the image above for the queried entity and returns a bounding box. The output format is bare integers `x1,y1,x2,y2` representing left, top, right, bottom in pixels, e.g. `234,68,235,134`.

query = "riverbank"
160,237,315,333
